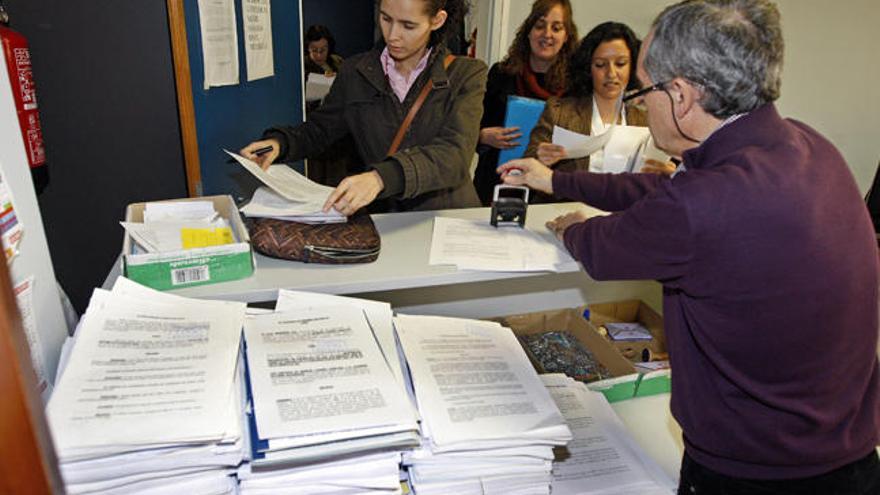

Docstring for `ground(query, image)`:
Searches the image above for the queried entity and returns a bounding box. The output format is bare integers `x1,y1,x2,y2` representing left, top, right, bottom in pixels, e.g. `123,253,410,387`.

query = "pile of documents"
47,277,247,495
542,374,675,494
429,216,576,272
394,315,573,495
226,150,345,224
237,290,419,494
121,199,234,254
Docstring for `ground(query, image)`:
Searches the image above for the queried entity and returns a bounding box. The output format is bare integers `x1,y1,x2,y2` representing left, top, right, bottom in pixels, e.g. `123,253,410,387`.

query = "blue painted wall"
184,0,303,199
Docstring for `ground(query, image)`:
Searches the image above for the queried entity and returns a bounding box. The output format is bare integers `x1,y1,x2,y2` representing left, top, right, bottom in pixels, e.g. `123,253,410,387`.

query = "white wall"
499,0,880,193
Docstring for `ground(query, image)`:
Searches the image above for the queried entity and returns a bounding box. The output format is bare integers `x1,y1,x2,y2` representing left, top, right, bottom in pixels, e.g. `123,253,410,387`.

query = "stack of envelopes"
237,292,419,494
47,277,247,495
394,315,573,495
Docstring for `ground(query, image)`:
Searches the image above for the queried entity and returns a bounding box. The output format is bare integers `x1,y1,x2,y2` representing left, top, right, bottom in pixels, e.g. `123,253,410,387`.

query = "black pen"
227,145,274,163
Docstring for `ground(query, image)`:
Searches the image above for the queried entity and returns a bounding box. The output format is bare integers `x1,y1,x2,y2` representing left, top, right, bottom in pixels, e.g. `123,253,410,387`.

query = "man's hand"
497,158,554,194
546,211,588,241
479,126,522,149
536,143,568,166
240,139,280,170
639,158,677,176
323,170,384,216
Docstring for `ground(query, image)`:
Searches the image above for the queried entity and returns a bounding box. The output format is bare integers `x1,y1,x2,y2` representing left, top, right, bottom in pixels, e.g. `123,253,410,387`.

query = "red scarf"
515,63,563,100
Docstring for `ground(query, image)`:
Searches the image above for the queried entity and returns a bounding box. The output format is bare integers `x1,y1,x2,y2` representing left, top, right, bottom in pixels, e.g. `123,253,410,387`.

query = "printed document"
47,288,245,456
429,216,575,272
242,0,274,81
243,306,417,442
197,0,239,89
394,314,571,449
542,374,675,494
274,290,405,390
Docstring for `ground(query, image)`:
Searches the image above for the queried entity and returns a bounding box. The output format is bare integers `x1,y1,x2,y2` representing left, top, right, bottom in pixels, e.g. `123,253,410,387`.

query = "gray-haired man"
500,1,879,492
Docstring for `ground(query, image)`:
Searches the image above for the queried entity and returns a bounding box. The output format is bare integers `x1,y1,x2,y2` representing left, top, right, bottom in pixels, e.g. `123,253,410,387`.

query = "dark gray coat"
267,45,487,212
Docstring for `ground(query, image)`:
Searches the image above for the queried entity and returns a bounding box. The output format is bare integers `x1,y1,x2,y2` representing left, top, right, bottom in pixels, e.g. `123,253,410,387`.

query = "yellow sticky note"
181,227,234,249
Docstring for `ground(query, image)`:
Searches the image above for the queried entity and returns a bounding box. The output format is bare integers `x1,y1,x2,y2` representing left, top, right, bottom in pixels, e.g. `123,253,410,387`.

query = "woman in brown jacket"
523,21,675,203
241,0,487,214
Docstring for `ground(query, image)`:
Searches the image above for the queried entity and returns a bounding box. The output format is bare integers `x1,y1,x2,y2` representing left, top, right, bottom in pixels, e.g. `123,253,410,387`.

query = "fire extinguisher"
0,4,48,194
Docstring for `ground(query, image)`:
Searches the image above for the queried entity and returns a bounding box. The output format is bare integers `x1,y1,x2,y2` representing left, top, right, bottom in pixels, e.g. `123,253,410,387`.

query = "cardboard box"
122,195,254,290
587,300,666,363
492,307,636,380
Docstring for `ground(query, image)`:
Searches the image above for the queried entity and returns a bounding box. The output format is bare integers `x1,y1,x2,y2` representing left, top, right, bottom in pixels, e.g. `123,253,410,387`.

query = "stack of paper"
225,150,345,224
47,277,247,495
541,374,675,494
238,299,420,494
121,200,233,254
394,315,573,495
429,216,577,272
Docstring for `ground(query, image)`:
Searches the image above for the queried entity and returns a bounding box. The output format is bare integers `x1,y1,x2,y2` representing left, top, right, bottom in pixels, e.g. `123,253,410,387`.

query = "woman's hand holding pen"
323,170,384,216
479,126,522,149
497,158,554,195
240,139,280,170
536,143,567,166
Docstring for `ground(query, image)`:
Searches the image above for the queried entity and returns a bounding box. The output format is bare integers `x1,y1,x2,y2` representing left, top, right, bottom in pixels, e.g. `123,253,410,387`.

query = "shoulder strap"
387,54,456,156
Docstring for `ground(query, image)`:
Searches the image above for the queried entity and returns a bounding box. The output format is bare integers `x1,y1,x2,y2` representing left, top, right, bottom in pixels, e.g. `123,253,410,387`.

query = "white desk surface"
103,203,605,303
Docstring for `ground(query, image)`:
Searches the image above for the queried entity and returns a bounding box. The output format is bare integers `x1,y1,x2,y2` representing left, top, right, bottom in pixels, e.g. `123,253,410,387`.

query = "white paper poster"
197,0,239,89
13,276,48,394
243,0,274,81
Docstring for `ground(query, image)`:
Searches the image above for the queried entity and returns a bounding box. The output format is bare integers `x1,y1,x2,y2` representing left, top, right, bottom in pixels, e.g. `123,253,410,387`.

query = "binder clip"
490,184,529,228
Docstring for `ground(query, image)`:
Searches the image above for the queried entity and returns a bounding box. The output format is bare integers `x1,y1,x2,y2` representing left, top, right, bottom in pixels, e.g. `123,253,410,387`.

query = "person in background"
500,0,879,493
472,0,578,205
304,24,343,77
240,0,486,215
522,22,665,202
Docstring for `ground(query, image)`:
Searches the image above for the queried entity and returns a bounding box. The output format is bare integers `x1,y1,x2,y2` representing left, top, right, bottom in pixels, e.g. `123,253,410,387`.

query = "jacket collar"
357,44,451,94
682,103,784,170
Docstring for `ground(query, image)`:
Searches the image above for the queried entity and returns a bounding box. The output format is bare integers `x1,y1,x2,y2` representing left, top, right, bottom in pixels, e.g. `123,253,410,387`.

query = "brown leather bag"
248,54,456,264
249,210,380,264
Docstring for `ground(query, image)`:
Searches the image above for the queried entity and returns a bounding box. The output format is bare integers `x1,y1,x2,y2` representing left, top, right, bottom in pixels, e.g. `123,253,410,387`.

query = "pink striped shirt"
380,47,432,103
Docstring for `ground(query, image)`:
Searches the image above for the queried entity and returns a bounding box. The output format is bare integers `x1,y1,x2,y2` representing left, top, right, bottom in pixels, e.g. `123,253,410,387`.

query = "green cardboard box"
122,195,254,290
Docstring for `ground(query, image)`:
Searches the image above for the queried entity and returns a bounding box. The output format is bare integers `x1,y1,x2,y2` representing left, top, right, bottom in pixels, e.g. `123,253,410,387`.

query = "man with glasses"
500,0,879,493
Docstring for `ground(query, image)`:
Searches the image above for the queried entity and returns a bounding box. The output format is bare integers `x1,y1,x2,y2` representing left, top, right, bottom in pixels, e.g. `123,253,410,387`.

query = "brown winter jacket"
265,45,487,212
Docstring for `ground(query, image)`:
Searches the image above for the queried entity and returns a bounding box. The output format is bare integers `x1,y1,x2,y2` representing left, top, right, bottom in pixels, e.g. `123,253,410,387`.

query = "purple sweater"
554,104,879,479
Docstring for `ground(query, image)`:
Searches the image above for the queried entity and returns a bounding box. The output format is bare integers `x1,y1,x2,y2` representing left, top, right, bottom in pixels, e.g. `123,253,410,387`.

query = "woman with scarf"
472,0,578,205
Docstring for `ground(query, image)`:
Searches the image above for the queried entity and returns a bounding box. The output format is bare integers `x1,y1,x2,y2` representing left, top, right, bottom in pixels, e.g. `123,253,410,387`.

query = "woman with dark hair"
240,0,487,214
304,24,343,76
524,22,654,182
472,0,578,205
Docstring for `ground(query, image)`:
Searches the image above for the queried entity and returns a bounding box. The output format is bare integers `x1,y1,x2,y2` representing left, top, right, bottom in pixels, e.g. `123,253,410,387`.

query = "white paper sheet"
14,276,48,394
239,186,344,223
197,0,239,89
0,167,23,263
542,374,675,494
602,126,651,174
243,307,417,442
552,125,614,160
242,0,274,81
428,216,575,272
394,314,571,449
274,290,405,391
47,287,245,457
305,73,335,101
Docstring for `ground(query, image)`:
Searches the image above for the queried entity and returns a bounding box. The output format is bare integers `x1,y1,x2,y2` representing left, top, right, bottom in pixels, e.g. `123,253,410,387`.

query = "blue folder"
497,95,547,166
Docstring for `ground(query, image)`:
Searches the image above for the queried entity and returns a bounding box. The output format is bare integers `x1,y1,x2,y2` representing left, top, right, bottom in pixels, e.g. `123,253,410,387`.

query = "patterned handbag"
249,210,380,264
247,54,455,264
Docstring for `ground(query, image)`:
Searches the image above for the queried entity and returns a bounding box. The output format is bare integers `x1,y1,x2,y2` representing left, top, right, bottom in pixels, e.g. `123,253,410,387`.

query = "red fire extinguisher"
0,4,48,193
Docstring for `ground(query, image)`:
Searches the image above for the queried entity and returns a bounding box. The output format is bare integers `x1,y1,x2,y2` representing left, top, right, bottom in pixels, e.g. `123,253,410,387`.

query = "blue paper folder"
497,95,547,166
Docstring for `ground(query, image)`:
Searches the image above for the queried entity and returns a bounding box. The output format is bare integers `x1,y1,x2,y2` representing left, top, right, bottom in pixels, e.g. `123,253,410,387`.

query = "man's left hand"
546,211,589,241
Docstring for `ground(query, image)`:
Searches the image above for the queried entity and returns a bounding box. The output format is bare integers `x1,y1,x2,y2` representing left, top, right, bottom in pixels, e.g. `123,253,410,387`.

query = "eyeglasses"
623,80,670,102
